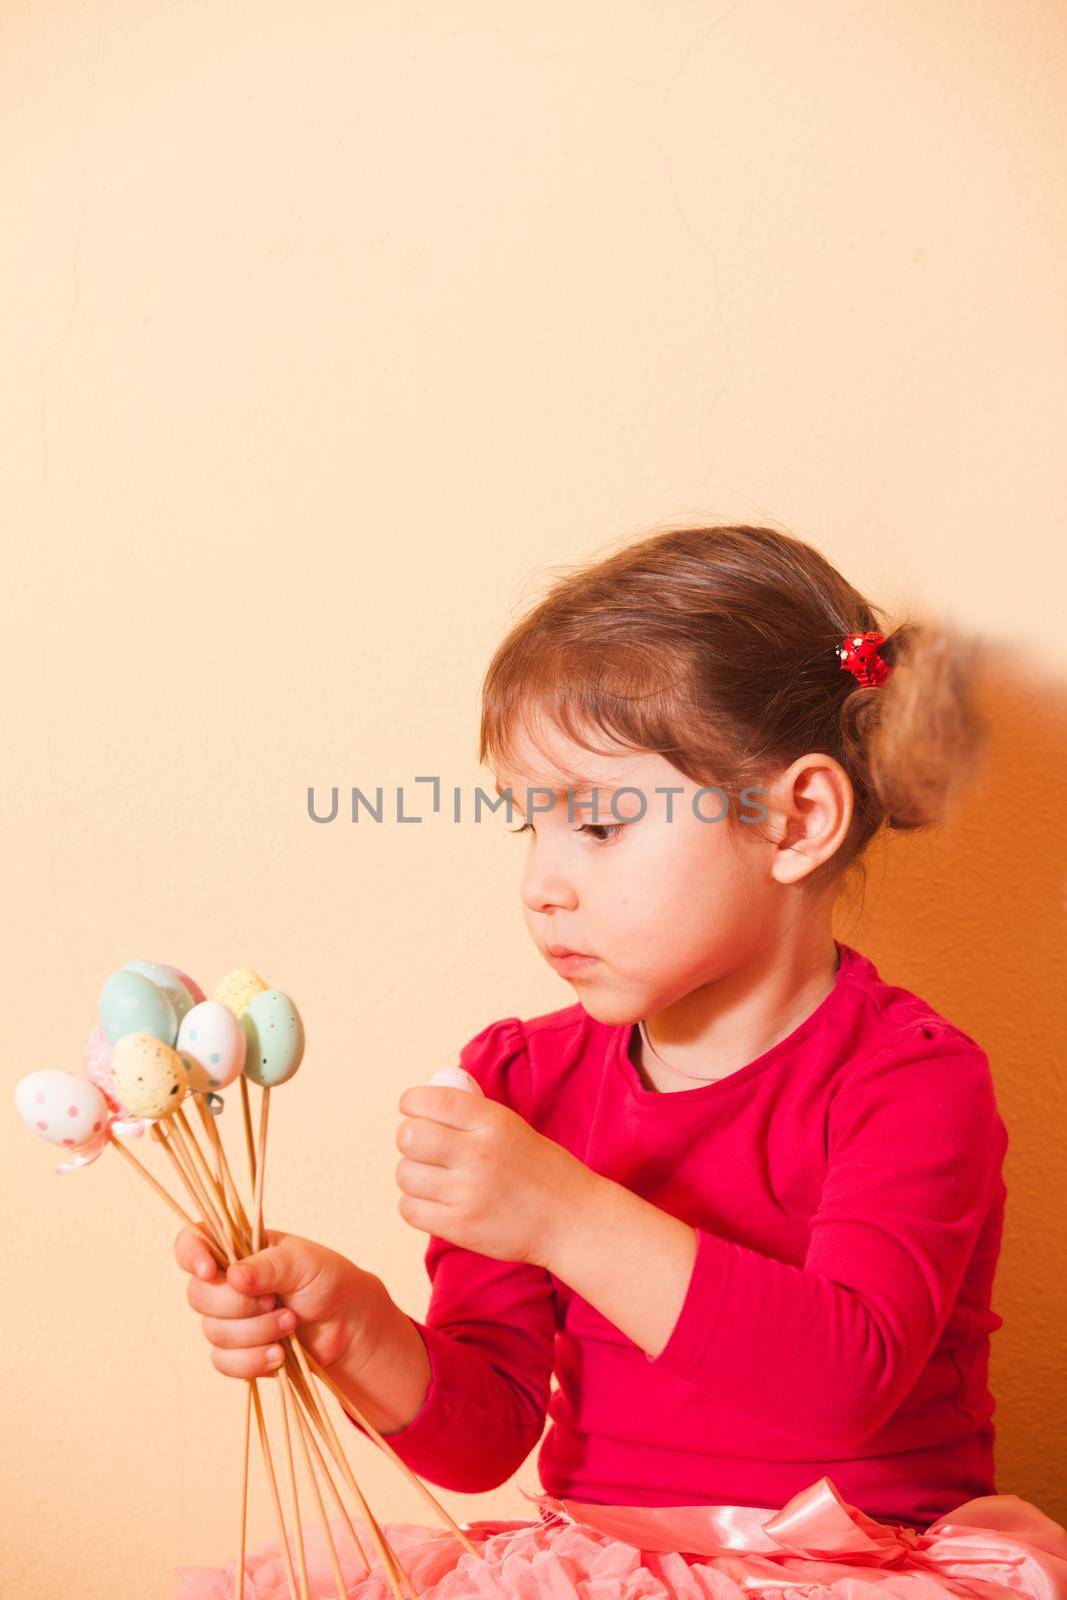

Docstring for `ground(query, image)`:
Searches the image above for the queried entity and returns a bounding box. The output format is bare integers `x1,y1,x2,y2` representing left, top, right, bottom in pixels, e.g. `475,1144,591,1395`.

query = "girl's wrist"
537,1162,613,1277
329,1266,393,1377
323,1275,434,1434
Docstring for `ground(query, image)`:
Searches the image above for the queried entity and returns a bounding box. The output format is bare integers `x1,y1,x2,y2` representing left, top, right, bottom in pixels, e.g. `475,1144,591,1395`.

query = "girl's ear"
768,755,853,885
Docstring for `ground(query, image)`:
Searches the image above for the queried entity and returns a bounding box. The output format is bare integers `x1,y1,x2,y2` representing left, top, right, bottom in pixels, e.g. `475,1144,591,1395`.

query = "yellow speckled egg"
213,969,269,1019
111,1031,186,1119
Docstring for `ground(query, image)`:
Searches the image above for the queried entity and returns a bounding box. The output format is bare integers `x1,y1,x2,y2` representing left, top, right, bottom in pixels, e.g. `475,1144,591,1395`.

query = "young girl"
173,526,1065,1600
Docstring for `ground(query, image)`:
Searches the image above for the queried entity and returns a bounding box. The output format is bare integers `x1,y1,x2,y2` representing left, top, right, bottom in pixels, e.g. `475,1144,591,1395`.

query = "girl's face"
495,723,843,1027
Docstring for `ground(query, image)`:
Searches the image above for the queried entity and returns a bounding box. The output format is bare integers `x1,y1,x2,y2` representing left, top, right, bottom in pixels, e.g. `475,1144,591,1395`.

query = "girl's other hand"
173,1225,386,1380
396,1082,597,1268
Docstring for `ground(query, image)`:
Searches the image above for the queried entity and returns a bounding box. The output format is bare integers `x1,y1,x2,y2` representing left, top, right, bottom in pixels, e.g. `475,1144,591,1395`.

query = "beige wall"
2,4,1065,1594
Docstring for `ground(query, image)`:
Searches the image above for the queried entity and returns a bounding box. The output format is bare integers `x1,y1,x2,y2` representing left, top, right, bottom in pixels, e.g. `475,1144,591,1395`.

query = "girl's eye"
579,823,624,843
507,821,624,843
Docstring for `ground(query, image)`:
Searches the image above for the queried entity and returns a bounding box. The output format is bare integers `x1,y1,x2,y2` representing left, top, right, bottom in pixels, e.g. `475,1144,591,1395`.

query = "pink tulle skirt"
172,1475,1067,1600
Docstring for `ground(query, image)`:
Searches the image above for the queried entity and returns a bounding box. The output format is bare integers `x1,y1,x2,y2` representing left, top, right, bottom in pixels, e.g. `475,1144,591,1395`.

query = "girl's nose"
520,850,578,915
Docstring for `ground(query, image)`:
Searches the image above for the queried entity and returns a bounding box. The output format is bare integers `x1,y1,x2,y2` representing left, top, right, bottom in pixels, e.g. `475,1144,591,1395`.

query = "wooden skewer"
104,1129,223,1265
158,1116,227,1244
153,1118,212,1215
277,1362,311,1600
152,1114,305,1600
282,1345,433,1596
283,1338,415,1600
172,1107,243,1256
234,1382,252,1600
251,1378,301,1600
194,1092,253,1238
190,1089,234,1202
214,1121,243,1226
275,1363,379,1600
103,1116,293,1600
239,1074,257,1192
205,1135,254,1600
252,1085,271,1254
236,1080,325,1599
282,1365,351,1600
283,1365,367,1590
175,1103,327,1600
228,1296,318,1598
304,1346,482,1560
281,1352,372,1576
187,1100,347,1600
160,1119,234,1259
176,1102,237,1221
160,1114,311,1600
151,1124,226,1260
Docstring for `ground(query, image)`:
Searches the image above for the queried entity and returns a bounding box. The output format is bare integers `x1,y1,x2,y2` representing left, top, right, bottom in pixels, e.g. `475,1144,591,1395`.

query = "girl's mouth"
549,952,599,975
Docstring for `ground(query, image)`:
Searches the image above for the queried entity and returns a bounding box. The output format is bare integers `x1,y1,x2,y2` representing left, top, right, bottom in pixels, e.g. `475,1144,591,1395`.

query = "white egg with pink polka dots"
15,1069,110,1149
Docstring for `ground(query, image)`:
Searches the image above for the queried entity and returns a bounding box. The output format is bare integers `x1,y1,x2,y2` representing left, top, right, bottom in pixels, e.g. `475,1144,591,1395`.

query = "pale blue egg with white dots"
241,989,305,1088
176,999,247,1093
99,968,178,1048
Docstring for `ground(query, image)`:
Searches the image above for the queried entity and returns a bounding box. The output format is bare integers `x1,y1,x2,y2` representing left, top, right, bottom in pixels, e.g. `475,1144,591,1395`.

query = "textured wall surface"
2,3,1065,1595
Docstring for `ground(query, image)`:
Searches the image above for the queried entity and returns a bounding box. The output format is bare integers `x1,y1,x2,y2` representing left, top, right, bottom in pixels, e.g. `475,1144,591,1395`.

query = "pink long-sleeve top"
347,941,1008,1529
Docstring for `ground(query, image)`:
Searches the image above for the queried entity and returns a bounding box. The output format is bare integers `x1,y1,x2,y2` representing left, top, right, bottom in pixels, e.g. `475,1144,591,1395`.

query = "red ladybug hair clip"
837,630,892,688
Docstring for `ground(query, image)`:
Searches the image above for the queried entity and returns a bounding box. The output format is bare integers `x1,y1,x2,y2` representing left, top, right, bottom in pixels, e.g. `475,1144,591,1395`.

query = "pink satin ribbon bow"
55,1112,150,1175
523,1475,1067,1600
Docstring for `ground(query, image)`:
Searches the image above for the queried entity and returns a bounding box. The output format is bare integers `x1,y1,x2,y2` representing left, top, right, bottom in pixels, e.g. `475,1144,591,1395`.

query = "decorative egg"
176,1000,246,1092
213,969,269,1019
99,968,178,1048
427,1066,483,1094
111,1032,186,1119
242,989,304,1088
15,1069,110,1148
161,964,206,1005
83,1024,125,1114
122,961,199,1029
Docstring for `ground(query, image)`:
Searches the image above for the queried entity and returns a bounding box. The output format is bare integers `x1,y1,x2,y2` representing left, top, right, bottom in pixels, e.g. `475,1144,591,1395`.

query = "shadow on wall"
834,643,1067,1524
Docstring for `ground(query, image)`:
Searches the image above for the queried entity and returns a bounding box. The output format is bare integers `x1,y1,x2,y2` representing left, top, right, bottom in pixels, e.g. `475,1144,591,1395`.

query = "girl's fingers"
174,1225,217,1280
226,1237,308,1298
395,1116,453,1163
395,1155,451,1198
211,1343,288,1381
187,1275,277,1319
201,1307,297,1350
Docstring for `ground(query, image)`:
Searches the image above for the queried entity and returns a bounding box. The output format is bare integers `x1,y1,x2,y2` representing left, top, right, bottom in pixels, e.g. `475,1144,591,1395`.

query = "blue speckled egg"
241,989,305,1088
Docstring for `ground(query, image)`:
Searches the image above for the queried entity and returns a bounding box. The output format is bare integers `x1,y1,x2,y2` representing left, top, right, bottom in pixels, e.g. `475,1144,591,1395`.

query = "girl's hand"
173,1226,386,1380
395,1085,598,1269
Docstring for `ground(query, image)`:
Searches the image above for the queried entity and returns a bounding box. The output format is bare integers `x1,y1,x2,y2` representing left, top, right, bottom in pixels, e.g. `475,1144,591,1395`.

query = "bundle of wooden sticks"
15,958,483,1600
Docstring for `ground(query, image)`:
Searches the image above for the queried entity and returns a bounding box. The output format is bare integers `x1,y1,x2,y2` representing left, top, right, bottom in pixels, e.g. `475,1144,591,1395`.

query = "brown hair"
478,524,990,896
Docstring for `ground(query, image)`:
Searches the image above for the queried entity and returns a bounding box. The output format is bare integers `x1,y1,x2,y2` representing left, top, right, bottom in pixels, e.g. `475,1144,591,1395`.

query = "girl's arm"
546,1176,700,1356
337,1232,557,1492
322,1282,433,1434
546,1021,1005,1453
